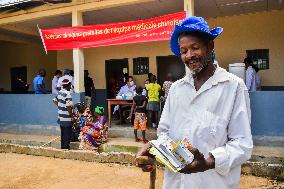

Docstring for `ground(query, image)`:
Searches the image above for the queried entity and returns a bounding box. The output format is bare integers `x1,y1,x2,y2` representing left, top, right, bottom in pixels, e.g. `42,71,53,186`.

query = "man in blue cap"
135,16,253,189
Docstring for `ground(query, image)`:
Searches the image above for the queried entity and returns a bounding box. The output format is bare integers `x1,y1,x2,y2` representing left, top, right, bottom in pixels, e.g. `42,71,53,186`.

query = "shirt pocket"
197,110,228,148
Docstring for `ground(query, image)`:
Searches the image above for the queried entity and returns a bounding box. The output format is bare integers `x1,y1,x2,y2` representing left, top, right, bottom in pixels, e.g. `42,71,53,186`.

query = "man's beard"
186,55,211,77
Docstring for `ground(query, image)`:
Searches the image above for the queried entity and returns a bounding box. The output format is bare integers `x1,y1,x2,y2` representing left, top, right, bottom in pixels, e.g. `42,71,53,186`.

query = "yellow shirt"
146,83,161,102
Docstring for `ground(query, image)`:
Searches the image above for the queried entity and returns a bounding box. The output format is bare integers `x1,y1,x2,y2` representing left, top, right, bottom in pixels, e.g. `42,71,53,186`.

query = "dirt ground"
0,153,273,189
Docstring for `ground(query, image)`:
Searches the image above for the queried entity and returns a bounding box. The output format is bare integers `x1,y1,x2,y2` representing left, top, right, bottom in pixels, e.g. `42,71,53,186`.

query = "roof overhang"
0,0,71,8
0,0,33,8
0,0,283,44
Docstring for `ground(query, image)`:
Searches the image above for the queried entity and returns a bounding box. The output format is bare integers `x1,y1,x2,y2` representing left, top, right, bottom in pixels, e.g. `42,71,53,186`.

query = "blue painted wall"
250,91,284,136
0,91,283,136
0,93,81,125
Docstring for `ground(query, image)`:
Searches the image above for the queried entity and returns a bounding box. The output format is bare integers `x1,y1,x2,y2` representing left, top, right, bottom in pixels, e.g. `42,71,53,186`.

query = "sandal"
142,139,149,144
135,138,142,142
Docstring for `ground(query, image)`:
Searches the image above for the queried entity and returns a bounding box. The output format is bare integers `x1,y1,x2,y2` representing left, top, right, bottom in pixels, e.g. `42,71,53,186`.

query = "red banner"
39,11,186,51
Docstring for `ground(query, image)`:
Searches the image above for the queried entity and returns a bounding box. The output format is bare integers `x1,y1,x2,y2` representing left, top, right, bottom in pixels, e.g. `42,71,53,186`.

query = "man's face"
66,83,71,91
41,70,46,77
179,35,213,76
84,71,89,78
245,63,250,69
152,75,157,82
127,78,133,87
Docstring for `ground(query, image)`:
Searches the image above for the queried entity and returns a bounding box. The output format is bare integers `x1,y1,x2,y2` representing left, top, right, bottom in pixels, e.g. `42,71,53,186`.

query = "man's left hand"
179,148,215,174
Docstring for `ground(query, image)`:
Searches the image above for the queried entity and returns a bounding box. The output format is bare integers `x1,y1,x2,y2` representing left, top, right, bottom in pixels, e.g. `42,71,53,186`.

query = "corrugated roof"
0,0,69,9
0,0,32,8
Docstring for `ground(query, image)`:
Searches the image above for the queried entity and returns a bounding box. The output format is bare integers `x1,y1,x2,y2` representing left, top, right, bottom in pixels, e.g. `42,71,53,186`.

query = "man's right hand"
135,142,156,172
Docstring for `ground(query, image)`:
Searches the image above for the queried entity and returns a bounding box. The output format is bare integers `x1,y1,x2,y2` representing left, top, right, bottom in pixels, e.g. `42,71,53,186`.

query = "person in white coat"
51,70,62,95
244,57,257,92
135,16,253,189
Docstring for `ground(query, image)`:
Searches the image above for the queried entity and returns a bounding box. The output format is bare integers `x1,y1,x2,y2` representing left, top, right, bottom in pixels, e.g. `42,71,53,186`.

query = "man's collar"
183,66,230,86
211,67,230,85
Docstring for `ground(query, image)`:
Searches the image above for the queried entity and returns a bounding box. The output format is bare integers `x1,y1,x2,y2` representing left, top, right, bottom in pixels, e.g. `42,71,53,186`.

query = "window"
133,57,149,75
246,49,269,70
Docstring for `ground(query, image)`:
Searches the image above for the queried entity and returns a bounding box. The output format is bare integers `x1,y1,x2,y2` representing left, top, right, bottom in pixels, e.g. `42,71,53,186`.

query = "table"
107,99,133,127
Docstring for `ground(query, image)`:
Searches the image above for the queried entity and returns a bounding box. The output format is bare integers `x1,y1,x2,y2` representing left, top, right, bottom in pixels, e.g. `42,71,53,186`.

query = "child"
145,74,161,129
128,86,148,143
53,79,73,150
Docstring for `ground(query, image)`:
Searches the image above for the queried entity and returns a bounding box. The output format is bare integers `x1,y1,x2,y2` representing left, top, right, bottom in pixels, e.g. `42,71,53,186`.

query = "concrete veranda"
0,132,283,157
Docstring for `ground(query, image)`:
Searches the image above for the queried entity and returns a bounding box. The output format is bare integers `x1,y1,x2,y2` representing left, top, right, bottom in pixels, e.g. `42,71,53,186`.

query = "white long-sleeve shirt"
52,76,59,94
245,66,257,92
117,84,136,97
158,67,253,189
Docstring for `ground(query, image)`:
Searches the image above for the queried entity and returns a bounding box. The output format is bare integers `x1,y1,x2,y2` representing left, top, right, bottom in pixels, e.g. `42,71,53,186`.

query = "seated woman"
93,106,109,144
78,105,108,151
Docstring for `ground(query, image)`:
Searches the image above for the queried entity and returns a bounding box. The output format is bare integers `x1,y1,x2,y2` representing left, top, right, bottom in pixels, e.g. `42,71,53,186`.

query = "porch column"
184,0,194,75
72,10,85,93
184,0,194,17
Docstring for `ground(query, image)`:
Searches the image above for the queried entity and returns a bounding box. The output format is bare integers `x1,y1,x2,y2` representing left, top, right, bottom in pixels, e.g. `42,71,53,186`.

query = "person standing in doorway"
53,79,74,150
52,70,62,95
84,70,95,108
244,57,257,92
146,74,161,128
33,68,46,94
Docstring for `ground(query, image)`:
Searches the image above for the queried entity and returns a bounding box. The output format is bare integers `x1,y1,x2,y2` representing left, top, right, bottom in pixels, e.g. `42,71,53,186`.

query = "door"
10,66,28,93
105,58,129,98
156,55,185,85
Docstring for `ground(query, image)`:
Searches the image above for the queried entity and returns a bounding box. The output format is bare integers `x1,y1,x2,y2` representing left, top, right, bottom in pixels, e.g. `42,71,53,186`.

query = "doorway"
10,66,28,93
156,55,185,85
105,58,129,98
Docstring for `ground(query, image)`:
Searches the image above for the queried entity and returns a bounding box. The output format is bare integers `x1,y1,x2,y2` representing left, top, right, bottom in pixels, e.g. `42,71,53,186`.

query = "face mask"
129,81,134,86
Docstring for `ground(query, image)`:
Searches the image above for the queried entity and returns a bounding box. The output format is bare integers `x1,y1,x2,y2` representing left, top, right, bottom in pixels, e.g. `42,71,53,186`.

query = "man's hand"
179,148,215,174
135,143,156,172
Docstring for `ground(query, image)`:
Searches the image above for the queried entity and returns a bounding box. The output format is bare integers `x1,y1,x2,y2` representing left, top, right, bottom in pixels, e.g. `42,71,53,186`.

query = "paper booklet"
149,134,194,173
